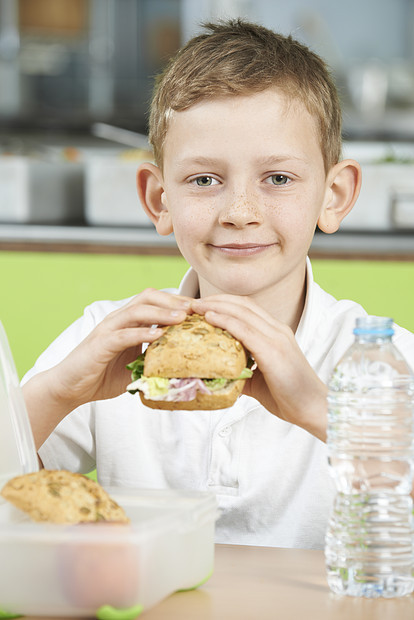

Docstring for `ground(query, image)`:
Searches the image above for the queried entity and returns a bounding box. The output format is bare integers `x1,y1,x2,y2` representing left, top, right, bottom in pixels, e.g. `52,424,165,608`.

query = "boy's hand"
191,295,328,442
53,289,191,405
24,289,191,449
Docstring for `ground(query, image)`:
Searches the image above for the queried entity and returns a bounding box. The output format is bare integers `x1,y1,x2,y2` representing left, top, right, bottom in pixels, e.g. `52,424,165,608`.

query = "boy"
22,20,414,549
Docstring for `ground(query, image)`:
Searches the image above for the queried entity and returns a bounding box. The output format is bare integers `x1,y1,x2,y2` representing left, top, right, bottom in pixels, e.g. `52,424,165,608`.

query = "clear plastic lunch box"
0,321,216,618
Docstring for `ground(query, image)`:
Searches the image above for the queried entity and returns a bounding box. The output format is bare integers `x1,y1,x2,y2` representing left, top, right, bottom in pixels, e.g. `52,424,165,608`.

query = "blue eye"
270,174,289,185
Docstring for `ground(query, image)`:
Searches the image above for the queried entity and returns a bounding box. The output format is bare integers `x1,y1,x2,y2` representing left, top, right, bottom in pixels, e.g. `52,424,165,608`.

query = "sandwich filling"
126,354,252,402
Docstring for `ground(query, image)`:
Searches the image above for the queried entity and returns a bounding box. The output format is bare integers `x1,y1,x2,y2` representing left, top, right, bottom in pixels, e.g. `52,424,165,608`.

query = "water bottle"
325,316,414,598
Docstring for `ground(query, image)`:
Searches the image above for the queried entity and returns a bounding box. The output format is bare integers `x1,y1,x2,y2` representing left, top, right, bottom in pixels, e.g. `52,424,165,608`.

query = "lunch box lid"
0,321,39,492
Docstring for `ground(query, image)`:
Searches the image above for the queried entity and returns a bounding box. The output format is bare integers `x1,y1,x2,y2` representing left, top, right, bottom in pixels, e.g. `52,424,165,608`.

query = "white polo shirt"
24,259,414,549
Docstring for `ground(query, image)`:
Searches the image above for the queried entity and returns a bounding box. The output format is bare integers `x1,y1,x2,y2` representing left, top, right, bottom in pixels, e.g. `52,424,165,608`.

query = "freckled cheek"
268,198,318,237
170,208,212,240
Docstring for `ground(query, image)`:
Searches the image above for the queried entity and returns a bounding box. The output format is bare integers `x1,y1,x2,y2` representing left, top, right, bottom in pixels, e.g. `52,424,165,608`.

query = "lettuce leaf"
202,367,253,391
203,377,228,391
126,354,145,381
238,367,253,379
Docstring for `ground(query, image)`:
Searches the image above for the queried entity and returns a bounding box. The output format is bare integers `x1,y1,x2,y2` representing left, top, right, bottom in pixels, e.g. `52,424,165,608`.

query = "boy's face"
158,88,331,301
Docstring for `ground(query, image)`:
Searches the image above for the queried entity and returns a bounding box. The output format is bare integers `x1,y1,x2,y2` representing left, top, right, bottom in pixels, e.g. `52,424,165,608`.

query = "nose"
218,193,262,228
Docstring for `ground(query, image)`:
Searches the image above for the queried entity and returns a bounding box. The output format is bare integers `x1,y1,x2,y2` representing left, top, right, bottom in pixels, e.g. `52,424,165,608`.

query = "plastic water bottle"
325,316,414,598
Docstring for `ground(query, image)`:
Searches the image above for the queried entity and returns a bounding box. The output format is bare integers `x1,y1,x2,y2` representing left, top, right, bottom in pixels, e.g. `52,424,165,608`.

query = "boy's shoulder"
301,277,366,351
307,277,414,367
300,262,368,344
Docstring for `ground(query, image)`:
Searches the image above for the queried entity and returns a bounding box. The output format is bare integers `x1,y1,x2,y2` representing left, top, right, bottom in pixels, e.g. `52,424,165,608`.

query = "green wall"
312,259,414,333
1,251,413,379
1,252,189,378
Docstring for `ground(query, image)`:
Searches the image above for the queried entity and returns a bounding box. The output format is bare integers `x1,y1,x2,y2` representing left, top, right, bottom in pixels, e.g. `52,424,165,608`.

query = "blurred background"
1,0,414,136
1,0,414,232
1,0,414,376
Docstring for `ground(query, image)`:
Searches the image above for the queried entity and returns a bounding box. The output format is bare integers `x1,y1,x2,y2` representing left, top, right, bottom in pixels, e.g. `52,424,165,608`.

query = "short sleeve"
22,298,130,473
38,402,96,474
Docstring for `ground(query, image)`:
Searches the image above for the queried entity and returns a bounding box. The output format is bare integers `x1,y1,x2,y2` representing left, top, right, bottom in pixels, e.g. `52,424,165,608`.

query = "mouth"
210,243,277,257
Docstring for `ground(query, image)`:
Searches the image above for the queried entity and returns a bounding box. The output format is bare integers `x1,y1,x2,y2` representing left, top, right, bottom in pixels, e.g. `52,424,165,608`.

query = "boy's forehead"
171,87,303,119
163,89,321,163
166,89,318,138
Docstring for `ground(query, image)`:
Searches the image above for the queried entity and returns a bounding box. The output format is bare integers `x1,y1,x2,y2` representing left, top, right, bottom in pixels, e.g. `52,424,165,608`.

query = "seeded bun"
141,314,247,410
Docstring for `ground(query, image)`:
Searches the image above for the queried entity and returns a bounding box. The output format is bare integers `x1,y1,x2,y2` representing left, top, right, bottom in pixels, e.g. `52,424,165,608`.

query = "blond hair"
149,19,342,172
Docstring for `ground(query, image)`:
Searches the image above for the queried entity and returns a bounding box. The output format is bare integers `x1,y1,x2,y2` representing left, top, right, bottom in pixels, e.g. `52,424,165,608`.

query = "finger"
90,326,165,361
192,295,274,325
102,302,189,332
126,288,193,312
103,288,193,331
194,306,294,378
203,309,270,355
191,295,294,354
192,298,274,340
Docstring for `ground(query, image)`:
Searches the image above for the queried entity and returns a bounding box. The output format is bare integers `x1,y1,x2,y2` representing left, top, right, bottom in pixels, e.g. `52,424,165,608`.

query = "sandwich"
126,314,253,410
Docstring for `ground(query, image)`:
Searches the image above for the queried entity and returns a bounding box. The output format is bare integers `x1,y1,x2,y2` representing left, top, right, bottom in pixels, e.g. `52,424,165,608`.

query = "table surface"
22,543,414,620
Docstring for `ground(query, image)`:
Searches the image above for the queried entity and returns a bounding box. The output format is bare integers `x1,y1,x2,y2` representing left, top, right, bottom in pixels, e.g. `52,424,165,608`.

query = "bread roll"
1,469,129,524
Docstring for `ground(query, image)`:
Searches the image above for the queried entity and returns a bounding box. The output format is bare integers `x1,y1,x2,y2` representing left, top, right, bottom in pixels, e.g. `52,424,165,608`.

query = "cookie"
1,469,129,524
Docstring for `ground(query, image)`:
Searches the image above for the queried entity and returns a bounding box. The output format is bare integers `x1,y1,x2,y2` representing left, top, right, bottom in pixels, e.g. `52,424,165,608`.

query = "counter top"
0,224,413,259
310,230,414,260
0,223,177,255
21,543,414,620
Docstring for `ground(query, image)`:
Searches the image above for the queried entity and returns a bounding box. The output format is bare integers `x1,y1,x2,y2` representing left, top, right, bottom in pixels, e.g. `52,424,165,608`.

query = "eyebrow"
175,156,225,169
176,154,309,169
254,154,310,167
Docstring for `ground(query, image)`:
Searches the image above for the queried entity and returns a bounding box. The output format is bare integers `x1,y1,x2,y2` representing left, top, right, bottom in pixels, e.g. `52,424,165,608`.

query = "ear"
317,159,362,234
136,162,173,235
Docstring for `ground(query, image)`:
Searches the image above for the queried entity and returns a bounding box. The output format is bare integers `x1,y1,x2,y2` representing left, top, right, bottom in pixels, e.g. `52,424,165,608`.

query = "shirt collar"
178,267,200,298
177,257,313,343
294,257,314,349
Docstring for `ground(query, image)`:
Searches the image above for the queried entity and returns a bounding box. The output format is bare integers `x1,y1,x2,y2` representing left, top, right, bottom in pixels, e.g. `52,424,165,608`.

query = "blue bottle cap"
353,316,394,337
